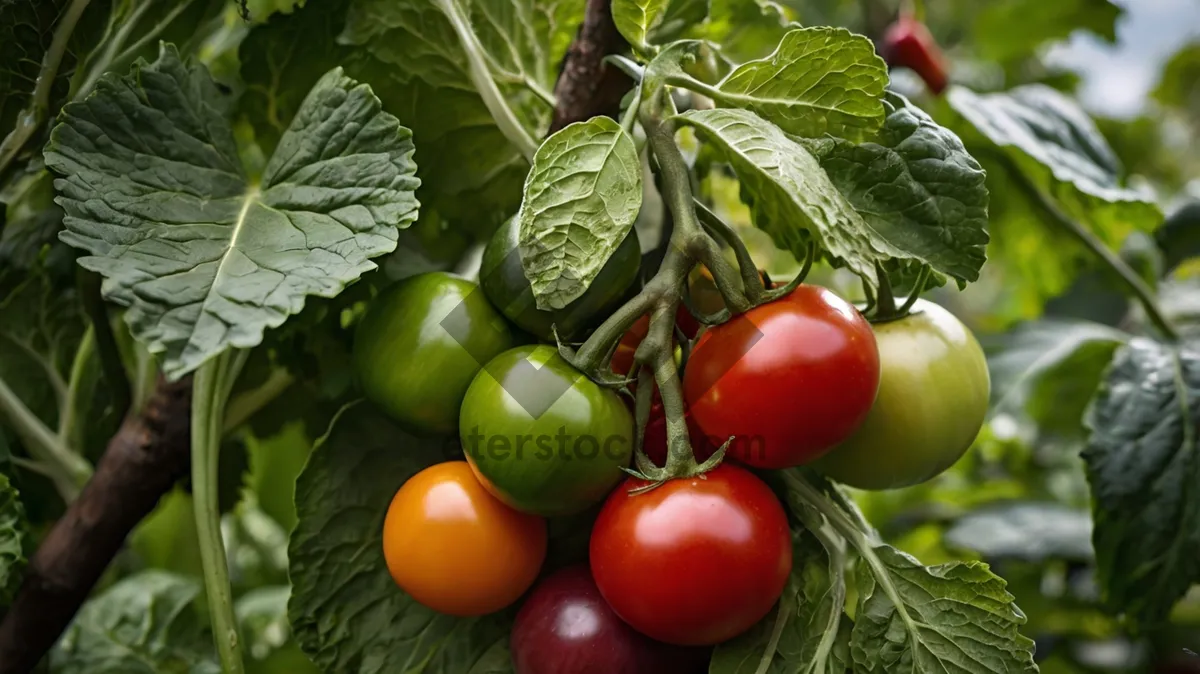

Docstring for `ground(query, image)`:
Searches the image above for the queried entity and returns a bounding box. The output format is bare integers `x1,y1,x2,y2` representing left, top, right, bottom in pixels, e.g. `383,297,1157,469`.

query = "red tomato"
881,16,949,94
510,565,710,674
589,463,792,646
682,285,879,469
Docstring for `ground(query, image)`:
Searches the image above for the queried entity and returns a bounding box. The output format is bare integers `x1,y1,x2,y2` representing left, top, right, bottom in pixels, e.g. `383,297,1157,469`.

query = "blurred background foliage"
2,0,1198,671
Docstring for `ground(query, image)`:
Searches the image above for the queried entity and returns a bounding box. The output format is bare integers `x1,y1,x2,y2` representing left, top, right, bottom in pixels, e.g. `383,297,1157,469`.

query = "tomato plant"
460,344,634,516
382,461,546,617
683,285,880,469
1,0,1196,672
589,464,792,646
353,272,517,436
510,565,709,674
815,299,990,490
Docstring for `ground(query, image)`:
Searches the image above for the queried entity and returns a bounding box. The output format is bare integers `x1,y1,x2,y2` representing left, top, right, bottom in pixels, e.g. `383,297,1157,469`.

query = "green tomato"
460,344,634,516
353,272,517,436
479,216,640,341
814,300,989,490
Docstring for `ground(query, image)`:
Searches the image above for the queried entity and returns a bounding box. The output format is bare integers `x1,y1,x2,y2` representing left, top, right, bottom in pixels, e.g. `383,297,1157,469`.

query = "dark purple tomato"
510,565,709,674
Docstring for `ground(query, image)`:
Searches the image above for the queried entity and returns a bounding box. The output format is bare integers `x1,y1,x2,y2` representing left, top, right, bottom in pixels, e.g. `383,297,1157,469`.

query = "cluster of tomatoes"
352,221,990,672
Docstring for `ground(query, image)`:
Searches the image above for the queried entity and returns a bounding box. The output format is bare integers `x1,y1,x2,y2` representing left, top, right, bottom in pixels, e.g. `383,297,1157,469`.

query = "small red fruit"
881,16,949,94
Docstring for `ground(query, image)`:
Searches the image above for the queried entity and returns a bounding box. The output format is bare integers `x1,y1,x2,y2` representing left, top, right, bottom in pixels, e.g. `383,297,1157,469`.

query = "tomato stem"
1007,159,1180,342
192,350,249,674
695,199,765,304
872,262,898,319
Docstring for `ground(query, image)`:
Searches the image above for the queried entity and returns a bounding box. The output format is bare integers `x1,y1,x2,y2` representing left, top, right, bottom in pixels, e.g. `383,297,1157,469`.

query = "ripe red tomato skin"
589,463,792,646
881,16,948,94
510,565,709,674
683,285,880,470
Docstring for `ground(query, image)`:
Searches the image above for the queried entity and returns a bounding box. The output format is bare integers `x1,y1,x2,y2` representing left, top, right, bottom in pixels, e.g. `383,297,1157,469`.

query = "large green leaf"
972,0,1121,64
948,85,1162,318
335,0,583,237
708,27,887,142
288,401,514,673
46,44,418,379
0,472,26,606
987,320,1127,438
711,527,850,673
517,117,642,310
50,570,220,673
1153,42,1200,115
946,502,1093,563
612,0,669,50
851,545,1038,673
677,108,889,285
1083,337,1200,626
803,92,989,286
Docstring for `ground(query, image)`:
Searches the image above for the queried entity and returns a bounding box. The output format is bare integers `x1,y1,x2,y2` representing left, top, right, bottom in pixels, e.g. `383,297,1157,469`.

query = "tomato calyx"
864,263,931,324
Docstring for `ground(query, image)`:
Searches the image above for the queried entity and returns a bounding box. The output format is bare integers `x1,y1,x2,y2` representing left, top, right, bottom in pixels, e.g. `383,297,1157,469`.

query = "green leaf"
684,0,792,63
948,85,1162,318
1157,200,1200,275
972,0,1121,64
802,92,989,287
1083,337,1200,626
1153,42,1200,115
516,117,641,310
710,528,851,674
851,545,1038,673
51,570,220,673
0,472,26,606
288,401,513,673
988,319,1127,427
709,27,887,142
612,0,669,50
323,0,581,237
677,108,888,286
946,502,1093,562
46,44,419,379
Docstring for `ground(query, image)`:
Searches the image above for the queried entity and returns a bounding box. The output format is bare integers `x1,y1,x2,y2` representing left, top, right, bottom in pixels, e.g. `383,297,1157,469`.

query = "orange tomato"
382,461,546,616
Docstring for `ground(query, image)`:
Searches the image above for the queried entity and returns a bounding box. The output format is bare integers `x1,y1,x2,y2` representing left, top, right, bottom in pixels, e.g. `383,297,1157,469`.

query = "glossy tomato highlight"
683,285,880,469
589,463,792,646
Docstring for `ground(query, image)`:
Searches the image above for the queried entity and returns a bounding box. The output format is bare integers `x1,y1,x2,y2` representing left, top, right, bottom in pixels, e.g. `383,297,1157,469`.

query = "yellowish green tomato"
353,272,517,436
814,299,989,490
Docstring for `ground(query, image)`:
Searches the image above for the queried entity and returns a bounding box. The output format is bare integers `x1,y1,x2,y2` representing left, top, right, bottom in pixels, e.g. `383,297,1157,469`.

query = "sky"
1045,0,1200,119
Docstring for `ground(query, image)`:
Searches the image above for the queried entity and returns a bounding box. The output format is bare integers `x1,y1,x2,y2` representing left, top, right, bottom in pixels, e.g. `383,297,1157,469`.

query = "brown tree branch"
0,376,192,674
550,0,632,132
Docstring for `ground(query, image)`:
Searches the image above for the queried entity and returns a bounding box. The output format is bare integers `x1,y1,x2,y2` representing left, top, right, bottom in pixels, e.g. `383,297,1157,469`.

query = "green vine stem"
79,270,132,419
222,368,295,435
437,0,538,161
785,471,925,642
192,349,250,674
0,0,93,176
58,325,94,444
1007,164,1180,342
694,199,765,304
0,374,91,501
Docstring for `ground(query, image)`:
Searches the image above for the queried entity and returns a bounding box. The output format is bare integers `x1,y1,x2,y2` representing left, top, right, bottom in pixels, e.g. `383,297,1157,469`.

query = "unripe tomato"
354,272,517,435
382,461,546,616
683,285,880,469
815,300,989,490
589,464,792,646
480,217,640,341
881,16,949,94
460,345,634,517
510,565,710,674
